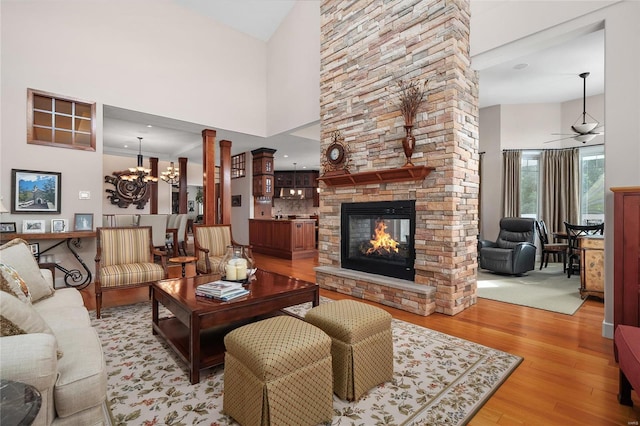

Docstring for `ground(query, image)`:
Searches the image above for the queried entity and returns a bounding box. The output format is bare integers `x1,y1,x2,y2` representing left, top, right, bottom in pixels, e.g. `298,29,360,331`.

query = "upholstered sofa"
0,238,108,425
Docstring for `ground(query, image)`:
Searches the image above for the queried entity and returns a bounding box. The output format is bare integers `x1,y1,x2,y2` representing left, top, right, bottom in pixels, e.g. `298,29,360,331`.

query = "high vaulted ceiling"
103,1,605,171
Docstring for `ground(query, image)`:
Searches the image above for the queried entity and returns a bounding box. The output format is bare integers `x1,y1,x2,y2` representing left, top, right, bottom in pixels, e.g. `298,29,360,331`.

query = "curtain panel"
502,150,521,217
540,148,580,235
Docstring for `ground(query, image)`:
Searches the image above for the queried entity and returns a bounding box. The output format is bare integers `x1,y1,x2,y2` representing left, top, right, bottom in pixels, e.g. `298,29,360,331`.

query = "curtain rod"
502,143,604,153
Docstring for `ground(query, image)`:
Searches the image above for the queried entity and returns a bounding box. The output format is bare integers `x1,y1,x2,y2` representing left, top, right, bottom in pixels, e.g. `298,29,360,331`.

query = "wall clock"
322,131,350,175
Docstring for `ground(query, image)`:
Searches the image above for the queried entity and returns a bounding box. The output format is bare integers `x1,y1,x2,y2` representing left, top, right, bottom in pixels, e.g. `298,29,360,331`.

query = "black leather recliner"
478,217,537,275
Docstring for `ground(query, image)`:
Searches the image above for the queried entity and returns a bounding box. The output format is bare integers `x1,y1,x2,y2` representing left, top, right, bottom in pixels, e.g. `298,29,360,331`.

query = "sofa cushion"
0,290,53,336
0,263,32,303
99,262,165,288
0,238,55,302
33,287,85,311
54,327,107,418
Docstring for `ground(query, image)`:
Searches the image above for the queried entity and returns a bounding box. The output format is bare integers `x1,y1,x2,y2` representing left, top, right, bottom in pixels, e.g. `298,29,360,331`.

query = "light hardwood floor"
81,253,639,425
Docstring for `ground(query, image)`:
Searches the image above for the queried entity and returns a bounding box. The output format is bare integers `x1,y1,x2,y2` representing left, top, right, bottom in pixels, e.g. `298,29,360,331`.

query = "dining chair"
138,214,170,255
535,220,568,271
564,221,604,278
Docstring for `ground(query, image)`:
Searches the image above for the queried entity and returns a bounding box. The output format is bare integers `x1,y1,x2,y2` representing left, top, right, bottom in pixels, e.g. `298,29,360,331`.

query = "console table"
0,231,96,289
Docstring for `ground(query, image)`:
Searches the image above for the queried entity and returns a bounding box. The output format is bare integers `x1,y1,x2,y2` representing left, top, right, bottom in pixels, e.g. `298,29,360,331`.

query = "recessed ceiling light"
513,63,529,70
124,145,128,148
283,154,289,158
147,125,153,128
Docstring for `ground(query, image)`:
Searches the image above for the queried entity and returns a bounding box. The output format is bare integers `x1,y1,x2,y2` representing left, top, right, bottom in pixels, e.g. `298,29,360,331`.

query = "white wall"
473,0,640,338
266,0,321,136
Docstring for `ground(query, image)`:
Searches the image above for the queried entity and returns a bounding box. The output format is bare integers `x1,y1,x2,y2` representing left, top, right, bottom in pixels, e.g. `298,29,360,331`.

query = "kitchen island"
249,218,317,259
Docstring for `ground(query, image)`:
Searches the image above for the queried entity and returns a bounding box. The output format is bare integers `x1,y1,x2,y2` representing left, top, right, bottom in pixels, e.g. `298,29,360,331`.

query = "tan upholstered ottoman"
305,299,393,401
223,316,333,426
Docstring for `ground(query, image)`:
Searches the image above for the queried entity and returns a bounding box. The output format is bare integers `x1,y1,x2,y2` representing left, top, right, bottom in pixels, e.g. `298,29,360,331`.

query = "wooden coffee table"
151,269,319,384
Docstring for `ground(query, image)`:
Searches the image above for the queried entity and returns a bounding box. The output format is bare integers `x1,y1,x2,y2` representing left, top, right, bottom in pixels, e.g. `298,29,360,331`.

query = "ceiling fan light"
573,122,598,134
574,133,597,143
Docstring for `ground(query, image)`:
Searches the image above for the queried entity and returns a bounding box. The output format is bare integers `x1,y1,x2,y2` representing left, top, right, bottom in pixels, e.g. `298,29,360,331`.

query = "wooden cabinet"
612,187,640,330
273,171,319,206
249,219,316,259
579,235,604,299
251,148,276,197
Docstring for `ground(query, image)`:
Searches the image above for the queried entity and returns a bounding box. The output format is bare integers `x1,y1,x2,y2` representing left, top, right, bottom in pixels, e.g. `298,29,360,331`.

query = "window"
517,147,605,224
580,146,605,225
520,152,540,219
27,89,96,151
231,153,246,179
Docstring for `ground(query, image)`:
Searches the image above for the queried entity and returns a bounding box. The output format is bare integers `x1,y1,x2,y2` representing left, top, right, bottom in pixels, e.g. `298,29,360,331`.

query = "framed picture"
231,195,242,207
0,222,16,233
74,213,94,231
11,169,61,213
22,219,46,233
29,243,40,259
51,218,68,233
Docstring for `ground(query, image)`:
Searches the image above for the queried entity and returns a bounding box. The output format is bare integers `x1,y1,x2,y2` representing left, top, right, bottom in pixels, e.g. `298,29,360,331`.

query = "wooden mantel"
317,165,434,187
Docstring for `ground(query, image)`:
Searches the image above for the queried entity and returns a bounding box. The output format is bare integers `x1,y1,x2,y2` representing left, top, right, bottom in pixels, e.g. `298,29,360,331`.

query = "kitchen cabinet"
251,148,276,197
249,219,316,259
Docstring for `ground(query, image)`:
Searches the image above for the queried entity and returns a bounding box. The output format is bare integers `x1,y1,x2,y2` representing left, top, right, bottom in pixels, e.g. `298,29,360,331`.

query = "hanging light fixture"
121,137,158,183
160,162,180,185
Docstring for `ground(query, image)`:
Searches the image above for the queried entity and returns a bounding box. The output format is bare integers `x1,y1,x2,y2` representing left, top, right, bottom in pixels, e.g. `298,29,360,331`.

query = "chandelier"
160,162,180,185
121,137,158,183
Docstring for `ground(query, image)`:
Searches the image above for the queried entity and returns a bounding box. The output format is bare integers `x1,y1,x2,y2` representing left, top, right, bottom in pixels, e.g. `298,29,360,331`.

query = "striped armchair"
94,226,167,318
193,224,246,274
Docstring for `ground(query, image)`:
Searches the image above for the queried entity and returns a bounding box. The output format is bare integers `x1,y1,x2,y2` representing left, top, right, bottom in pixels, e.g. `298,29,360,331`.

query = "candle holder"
218,245,254,282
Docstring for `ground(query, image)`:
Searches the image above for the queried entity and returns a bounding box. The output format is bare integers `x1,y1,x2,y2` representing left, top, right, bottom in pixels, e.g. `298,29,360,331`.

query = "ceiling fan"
545,72,604,144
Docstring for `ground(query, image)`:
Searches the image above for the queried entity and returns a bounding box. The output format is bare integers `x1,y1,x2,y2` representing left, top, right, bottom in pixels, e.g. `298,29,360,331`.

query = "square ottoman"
223,316,333,426
305,299,393,401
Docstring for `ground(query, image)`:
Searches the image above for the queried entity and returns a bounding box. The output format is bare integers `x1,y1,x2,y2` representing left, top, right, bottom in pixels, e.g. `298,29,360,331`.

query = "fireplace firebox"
341,200,416,281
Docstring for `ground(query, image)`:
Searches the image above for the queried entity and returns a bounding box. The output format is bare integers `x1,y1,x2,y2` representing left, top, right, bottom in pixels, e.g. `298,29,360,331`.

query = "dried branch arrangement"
397,79,427,126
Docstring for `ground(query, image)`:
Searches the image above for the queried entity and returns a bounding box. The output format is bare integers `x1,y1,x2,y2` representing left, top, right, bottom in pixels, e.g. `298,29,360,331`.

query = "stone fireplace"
316,0,479,317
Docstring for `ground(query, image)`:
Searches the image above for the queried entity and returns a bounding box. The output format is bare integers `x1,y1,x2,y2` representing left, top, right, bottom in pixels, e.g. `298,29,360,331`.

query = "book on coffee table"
196,281,244,297
196,287,249,301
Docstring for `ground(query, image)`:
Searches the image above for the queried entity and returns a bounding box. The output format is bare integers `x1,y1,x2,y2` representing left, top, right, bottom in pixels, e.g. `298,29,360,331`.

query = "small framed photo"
0,222,16,233
51,218,68,233
22,219,46,233
11,169,61,213
74,213,94,231
231,195,242,207
29,243,40,259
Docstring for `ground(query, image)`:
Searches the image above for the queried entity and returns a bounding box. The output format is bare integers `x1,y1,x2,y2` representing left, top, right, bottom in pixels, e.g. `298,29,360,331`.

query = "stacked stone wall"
319,0,478,315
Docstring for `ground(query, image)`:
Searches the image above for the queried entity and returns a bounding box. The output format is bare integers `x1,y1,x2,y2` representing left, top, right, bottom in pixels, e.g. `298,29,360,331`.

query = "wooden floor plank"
81,252,640,424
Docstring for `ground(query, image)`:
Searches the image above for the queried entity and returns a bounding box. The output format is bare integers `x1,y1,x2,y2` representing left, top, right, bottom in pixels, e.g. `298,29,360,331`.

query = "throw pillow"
0,263,32,304
0,290,53,336
0,238,55,302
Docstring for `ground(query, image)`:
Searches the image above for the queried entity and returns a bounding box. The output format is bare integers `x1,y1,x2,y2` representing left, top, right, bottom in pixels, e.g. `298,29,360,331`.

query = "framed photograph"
231,195,242,207
74,213,94,231
22,219,46,233
51,218,68,233
29,243,40,260
11,169,61,213
0,222,16,233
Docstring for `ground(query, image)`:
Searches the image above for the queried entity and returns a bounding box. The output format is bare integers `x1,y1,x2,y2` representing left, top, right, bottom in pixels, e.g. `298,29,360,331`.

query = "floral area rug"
91,299,522,425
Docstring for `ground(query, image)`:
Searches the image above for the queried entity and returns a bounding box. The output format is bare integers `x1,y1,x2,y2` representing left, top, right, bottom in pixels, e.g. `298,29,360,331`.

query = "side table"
0,379,42,425
169,256,198,277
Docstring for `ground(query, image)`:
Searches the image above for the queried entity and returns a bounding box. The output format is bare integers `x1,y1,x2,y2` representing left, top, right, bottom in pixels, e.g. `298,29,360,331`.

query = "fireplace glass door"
341,200,415,280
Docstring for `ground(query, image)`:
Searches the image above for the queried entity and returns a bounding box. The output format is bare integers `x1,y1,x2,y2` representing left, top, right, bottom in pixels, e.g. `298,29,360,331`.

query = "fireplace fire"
341,200,416,281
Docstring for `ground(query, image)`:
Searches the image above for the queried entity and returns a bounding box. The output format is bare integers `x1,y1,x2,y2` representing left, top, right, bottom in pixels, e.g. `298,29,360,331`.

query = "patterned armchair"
94,226,167,318
193,224,245,274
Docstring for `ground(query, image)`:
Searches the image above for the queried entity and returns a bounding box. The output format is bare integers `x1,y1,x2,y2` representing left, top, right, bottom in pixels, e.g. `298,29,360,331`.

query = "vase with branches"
397,79,427,166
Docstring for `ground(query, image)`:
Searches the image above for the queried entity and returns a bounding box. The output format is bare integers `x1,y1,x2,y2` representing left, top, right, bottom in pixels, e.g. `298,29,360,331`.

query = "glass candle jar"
219,245,254,281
